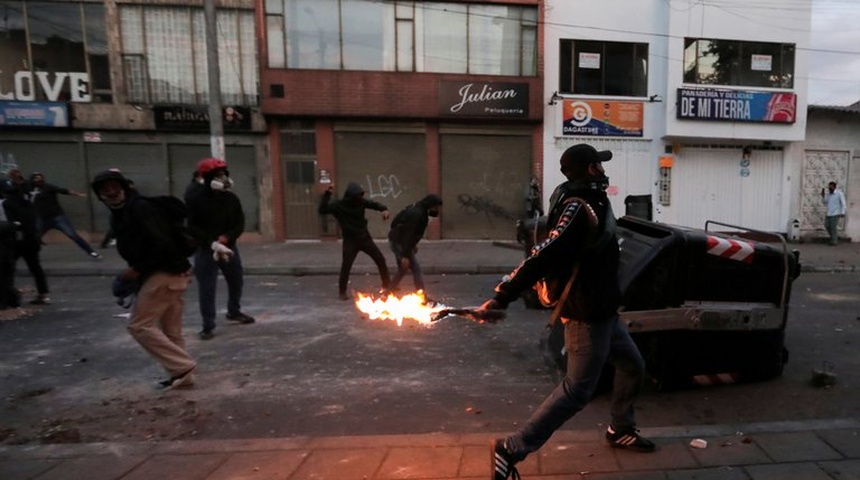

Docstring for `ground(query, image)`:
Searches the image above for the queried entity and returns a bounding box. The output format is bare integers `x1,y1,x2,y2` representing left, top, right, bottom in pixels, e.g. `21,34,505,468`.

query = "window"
265,0,537,76
119,6,258,105
683,38,794,89
559,40,648,97
0,1,110,102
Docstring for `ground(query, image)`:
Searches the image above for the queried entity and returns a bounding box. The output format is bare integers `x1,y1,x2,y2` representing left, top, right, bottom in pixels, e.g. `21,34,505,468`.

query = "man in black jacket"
29,172,101,259
319,182,391,300
2,170,50,305
479,144,655,480
91,170,196,390
387,194,442,294
185,158,255,341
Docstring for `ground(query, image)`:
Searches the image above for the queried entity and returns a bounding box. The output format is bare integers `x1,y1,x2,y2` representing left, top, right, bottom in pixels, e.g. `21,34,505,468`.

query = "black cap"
559,144,612,171
90,169,131,194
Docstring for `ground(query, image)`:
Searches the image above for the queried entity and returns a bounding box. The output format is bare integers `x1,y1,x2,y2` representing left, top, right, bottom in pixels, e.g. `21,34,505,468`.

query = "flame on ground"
355,290,445,326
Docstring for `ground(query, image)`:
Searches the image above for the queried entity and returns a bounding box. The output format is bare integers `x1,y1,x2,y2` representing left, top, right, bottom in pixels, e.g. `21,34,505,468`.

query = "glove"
211,241,234,262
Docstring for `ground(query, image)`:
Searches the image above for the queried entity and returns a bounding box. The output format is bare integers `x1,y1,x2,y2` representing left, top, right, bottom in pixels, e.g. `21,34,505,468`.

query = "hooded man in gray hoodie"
387,194,442,295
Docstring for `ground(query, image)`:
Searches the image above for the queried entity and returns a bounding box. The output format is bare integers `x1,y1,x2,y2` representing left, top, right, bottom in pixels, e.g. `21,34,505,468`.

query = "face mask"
210,176,234,191
98,184,127,209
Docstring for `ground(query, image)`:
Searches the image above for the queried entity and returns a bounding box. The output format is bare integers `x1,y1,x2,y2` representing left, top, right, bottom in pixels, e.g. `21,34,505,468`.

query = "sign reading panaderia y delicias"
439,81,528,118
154,105,251,131
676,88,796,124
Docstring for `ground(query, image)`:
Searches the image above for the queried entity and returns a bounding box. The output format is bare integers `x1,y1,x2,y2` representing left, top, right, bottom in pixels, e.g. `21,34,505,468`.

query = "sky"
809,0,860,106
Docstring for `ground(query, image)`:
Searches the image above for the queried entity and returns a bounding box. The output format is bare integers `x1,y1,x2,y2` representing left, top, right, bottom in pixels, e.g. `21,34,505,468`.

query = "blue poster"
676,88,796,124
0,101,69,127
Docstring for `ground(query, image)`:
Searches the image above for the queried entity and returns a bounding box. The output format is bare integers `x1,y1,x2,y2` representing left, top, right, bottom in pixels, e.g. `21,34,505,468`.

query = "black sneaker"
158,367,195,390
339,292,350,301
605,426,656,452
491,438,520,480
226,311,255,324
198,329,215,340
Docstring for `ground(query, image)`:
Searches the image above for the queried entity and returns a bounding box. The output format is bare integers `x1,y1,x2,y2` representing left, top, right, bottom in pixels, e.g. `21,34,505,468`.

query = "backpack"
142,195,198,258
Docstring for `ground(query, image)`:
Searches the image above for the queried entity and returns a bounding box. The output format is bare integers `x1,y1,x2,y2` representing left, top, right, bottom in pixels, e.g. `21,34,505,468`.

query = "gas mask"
210,172,234,191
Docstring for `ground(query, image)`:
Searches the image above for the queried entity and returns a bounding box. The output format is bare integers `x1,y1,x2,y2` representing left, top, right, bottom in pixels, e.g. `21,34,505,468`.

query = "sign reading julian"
677,88,796,124
439,81,528,118
562,99,643,137
154,105,252,131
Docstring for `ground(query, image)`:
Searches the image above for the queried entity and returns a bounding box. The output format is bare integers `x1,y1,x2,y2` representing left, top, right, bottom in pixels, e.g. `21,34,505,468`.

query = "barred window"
119,5,258,105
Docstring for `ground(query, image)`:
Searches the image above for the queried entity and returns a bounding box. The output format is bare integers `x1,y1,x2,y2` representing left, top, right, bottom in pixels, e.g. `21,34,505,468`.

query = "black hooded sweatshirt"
184,178,245,247
388,194,442,256
111,192,192,277
318,182,387,241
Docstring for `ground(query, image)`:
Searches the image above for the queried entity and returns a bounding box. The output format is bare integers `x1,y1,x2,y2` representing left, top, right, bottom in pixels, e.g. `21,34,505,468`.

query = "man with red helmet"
185,158,255,340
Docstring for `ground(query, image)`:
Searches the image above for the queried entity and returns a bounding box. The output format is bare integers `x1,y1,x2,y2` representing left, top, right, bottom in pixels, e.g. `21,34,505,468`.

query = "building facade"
798,105,859,242
543,0,812,236
258,0,543,240
0,0,267,240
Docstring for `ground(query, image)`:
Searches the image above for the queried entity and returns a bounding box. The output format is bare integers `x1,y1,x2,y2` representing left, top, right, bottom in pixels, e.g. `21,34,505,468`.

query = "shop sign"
439,81,528,118
154,105,251,131
0,71,91,102
0,101,68,127
561,99,643,137
676,88,796,123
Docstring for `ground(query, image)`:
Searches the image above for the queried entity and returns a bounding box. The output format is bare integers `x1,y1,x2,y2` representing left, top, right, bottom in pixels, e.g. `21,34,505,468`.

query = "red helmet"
196,158,228,175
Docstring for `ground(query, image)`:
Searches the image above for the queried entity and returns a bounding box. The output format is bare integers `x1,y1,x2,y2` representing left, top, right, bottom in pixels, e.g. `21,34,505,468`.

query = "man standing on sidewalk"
185,158,255,340
478,144,655,480
821,181,846,246
91,170,196,390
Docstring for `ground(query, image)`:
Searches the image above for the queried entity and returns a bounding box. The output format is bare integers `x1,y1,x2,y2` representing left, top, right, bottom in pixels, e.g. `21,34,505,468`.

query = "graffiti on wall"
457,193,517,224
364,174,403,199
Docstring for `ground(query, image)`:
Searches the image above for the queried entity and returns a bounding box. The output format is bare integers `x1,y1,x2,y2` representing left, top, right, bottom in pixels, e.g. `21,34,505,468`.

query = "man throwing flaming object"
477,144,656,480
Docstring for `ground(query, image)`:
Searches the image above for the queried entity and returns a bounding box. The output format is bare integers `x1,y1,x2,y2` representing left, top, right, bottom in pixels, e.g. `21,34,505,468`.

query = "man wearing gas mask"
185,158,255,341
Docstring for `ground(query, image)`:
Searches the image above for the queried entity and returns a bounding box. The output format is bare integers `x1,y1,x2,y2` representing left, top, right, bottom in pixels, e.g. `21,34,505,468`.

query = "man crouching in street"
92,170,196,390
478,144,655,480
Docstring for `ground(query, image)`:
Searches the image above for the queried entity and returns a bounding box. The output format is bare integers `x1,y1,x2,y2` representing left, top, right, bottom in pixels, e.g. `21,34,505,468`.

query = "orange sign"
562,100,644,137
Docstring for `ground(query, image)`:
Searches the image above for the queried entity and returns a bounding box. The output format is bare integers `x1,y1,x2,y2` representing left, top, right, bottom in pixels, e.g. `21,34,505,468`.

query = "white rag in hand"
211,241,234,262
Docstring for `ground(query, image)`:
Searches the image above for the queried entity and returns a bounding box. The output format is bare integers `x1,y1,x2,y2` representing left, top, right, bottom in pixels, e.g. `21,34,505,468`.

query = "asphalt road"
0,272,857,445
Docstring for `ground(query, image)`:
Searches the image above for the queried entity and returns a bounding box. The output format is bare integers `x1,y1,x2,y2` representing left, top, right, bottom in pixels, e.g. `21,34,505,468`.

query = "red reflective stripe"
706,236,754,263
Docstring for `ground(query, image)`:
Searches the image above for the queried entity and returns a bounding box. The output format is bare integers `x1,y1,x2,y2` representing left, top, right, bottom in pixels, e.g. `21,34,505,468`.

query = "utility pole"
204,0,225,160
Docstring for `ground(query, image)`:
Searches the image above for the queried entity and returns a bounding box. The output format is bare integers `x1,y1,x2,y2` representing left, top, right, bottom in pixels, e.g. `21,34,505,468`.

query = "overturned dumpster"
544,216,801,390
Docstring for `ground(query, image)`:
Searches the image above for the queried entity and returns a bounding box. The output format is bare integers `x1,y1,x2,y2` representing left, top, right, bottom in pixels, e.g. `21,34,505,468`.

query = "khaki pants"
127,270,196,377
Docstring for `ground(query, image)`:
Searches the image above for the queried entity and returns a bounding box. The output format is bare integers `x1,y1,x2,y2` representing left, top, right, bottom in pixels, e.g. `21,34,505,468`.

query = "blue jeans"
505,313,646,462
38,215,96,255
193,245,244,332
390,246,425,292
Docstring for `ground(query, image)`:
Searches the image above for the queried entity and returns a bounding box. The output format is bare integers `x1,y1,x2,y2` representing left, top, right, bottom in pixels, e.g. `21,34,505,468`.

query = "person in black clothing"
387,194,442,294
185,158,255,341
2,170,50,305
91,169,196,389
29,172,101,259
1,181,22,308
319,182,391,300
479,144,655,480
